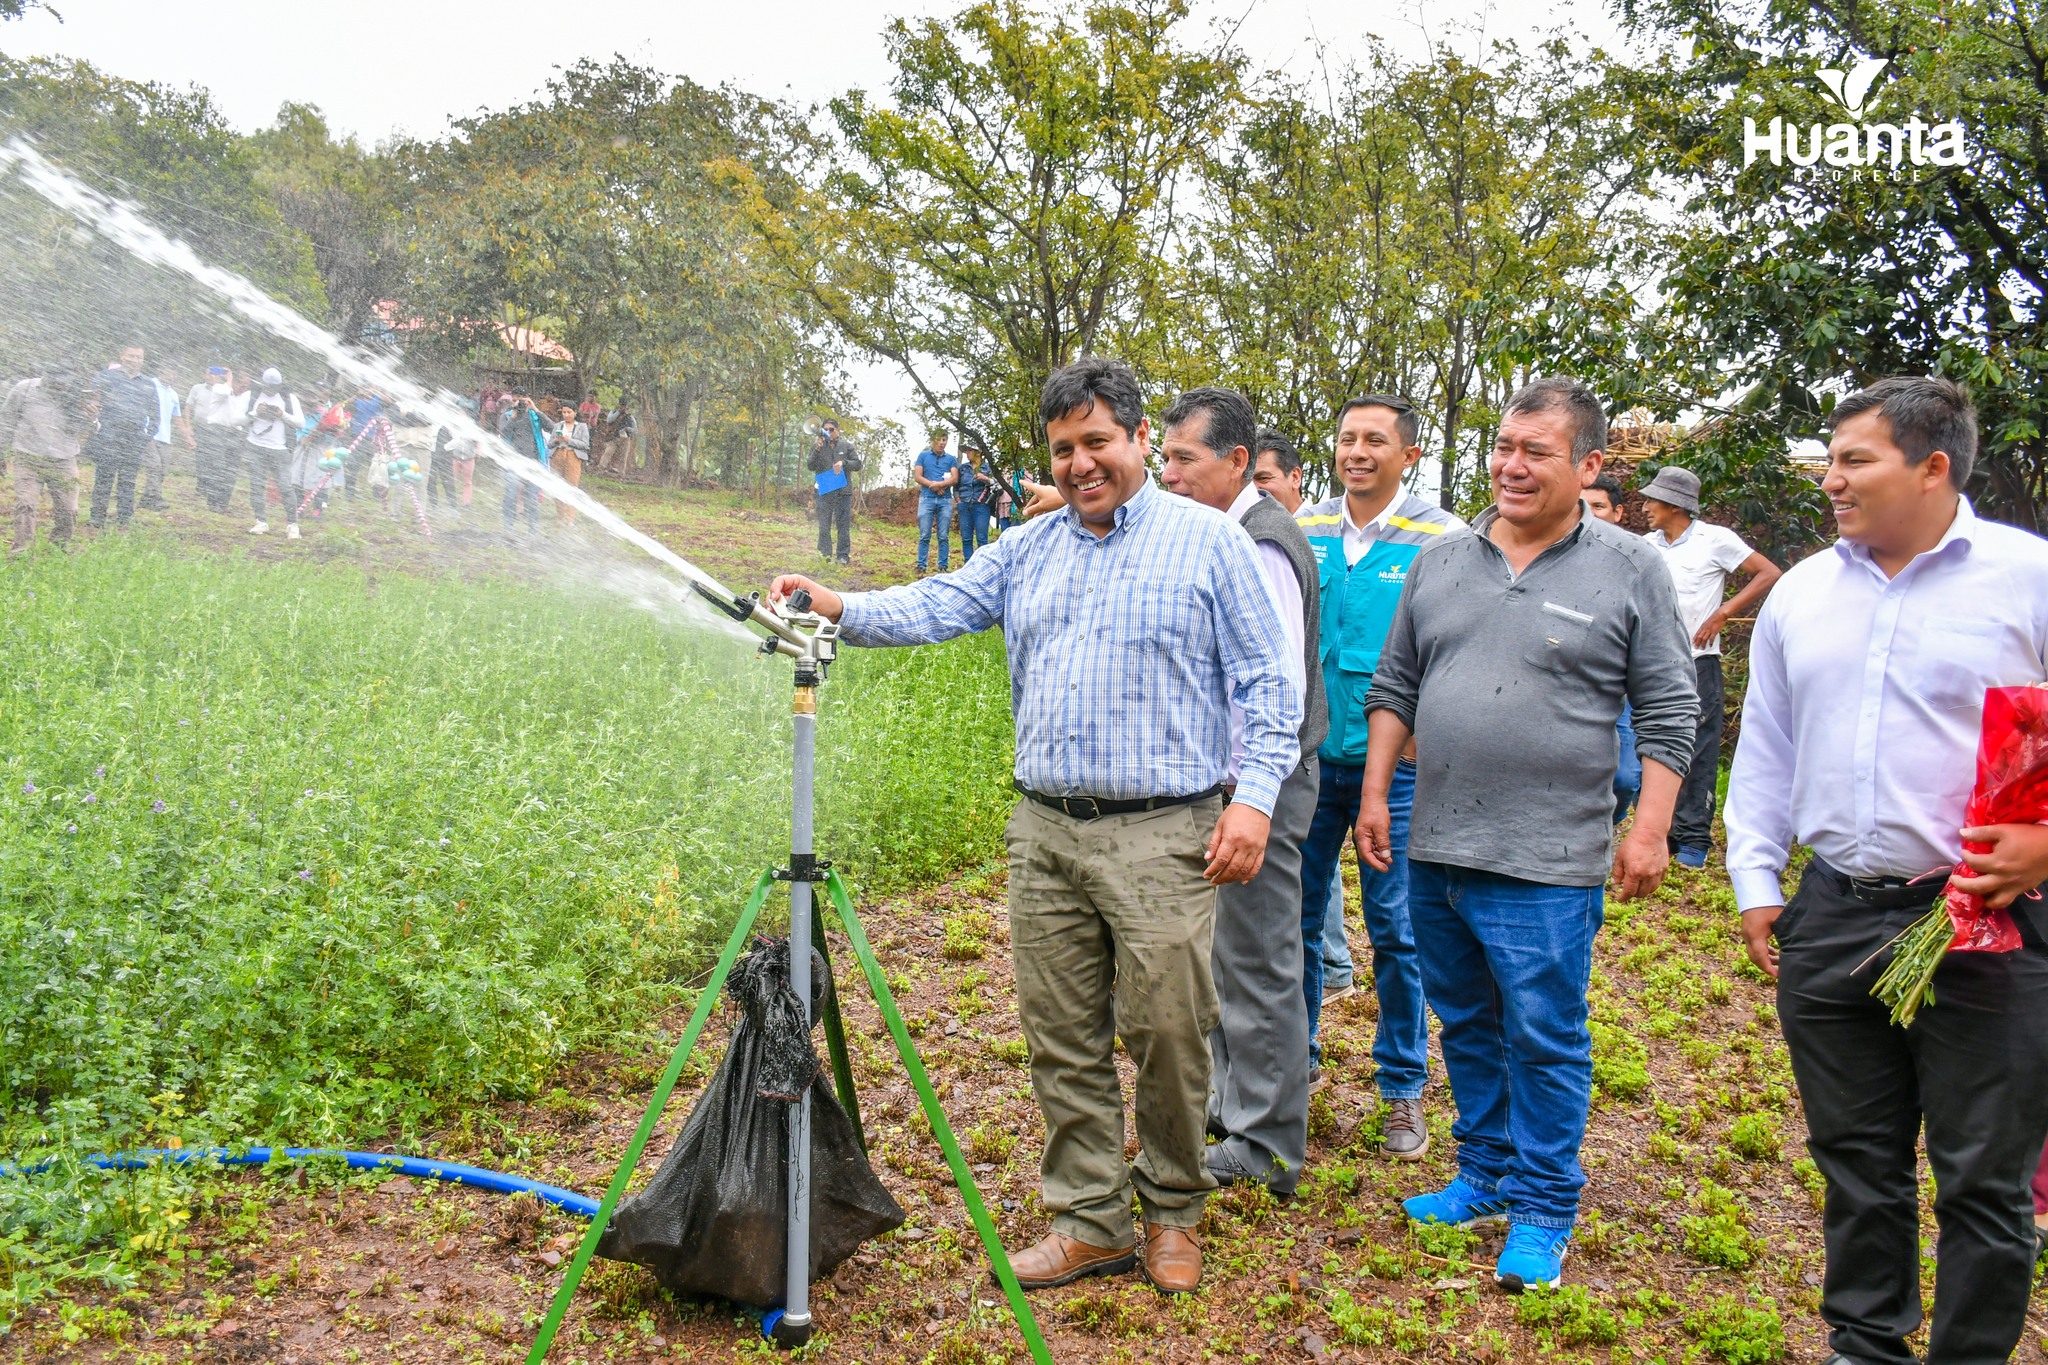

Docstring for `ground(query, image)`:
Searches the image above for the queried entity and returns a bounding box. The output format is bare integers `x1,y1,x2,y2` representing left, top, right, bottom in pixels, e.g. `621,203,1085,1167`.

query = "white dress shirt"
1724,499,2048,911
1339,492,1400,566
1645,520,1755,657
1226,482,1305,783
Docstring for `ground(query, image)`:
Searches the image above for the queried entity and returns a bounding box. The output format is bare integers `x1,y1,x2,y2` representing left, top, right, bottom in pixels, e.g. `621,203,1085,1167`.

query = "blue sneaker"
1402,1176,1509,1228
1495,1223,1571,1292
1675,845,1708,869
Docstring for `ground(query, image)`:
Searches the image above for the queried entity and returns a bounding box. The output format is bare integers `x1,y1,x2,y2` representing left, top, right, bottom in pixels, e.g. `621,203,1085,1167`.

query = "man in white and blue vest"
1294,395,1464,1162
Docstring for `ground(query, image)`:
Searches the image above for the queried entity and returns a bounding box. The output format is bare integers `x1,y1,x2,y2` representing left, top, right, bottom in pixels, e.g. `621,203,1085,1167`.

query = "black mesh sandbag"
595,936,903,1307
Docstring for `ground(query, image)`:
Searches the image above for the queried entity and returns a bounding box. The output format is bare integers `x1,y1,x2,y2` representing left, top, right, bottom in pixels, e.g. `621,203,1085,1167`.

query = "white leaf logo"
1815,58,1888,117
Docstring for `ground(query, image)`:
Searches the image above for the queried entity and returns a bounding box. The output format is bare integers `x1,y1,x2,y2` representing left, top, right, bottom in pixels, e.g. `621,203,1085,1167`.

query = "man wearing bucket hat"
1638,465,1782,868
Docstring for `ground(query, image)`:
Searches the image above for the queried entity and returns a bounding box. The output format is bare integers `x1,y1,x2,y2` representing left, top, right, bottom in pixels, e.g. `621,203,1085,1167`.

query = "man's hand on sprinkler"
1204,804,1270,885
769,575,844,623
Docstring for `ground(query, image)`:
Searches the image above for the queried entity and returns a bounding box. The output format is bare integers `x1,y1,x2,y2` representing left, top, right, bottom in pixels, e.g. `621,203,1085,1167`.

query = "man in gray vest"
1161,385,1325,1195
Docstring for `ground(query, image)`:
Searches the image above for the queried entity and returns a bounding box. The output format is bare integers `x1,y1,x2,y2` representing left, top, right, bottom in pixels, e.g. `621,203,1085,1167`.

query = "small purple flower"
178,719,190,727
229,801,238,810
64,822,76,834
303,789,315,798
151,799,167,814
438,837,450,846
22,780,36,795
81,792,96,805
298,869,314,881
92,766,105,779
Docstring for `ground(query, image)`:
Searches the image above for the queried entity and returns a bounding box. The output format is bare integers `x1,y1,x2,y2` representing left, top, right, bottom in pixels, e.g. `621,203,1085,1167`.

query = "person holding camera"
808,418,862,563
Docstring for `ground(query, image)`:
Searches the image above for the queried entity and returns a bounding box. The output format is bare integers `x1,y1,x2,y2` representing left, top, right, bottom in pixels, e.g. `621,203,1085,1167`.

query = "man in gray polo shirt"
1356,376,1696,1292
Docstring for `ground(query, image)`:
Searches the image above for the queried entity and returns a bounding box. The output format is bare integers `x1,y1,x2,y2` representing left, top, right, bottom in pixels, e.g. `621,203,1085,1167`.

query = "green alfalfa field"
1,478,2042,1363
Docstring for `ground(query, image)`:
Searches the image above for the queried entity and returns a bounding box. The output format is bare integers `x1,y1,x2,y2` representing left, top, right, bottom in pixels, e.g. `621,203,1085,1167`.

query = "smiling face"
1046,402,1151,533
1334,404,1419,507
117,346,145,377
1491,405,1599,531
1159,414,1248,513
1822,409,1956,556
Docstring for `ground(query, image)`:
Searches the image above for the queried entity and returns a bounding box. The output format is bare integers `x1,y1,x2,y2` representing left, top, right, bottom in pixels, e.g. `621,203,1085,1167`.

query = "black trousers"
1669,653,1724,851
816,489,851,559
86,438,144,527
1777,858,2048,1365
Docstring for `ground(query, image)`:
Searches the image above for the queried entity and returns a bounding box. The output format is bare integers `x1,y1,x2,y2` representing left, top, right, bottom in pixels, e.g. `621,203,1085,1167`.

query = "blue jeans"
501,467,540,531
1614,701,1641,822
1299,760,1426,1096
1407,861,1605,1229
917,492,954,569
1320,875,1353,986
958,501,991,557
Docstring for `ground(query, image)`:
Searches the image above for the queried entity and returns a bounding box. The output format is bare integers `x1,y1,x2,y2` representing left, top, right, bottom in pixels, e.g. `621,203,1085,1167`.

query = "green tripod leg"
813,928,866,1154
524,869,775,1365
825,870,1054,1365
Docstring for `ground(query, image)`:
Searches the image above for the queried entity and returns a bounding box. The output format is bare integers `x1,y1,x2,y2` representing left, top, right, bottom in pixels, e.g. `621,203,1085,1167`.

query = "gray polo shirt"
1364,506,1698,887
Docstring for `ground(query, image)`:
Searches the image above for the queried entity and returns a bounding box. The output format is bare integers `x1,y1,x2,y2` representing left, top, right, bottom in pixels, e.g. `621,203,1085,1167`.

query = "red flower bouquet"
1871,685,2048,1026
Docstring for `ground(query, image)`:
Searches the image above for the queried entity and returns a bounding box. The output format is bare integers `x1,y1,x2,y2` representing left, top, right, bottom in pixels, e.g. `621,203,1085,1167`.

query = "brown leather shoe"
1003,1231,1136,1291
1383,1096,1429,1161
1141,1223,1202,1294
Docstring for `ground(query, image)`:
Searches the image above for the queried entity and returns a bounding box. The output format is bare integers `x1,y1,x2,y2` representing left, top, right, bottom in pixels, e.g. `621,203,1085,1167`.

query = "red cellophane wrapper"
1944,686,2048,952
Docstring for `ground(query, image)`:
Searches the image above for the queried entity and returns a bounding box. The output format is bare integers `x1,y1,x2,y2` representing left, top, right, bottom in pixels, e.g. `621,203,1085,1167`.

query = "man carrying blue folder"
809,419,862,564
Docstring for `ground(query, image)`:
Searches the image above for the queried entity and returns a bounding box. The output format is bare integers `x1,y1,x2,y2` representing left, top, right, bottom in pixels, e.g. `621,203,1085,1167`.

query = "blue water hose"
0,1147,600,1218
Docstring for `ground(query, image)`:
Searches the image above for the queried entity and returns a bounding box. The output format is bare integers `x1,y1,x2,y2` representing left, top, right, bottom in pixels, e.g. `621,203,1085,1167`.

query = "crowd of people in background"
0,345,640,552
768,357,2048,1365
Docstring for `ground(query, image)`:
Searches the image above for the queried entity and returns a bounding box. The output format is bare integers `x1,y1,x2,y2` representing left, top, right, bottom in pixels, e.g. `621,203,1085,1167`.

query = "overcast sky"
6,0,1630,458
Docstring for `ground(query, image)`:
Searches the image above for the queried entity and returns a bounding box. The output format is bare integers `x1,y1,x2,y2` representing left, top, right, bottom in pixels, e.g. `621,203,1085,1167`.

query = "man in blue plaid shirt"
771,356,1300,1297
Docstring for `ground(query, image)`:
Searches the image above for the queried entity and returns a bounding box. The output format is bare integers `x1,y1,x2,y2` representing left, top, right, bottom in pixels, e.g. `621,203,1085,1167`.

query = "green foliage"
1608,0,2048,535
1727,1112,1782,1162
0,541,1013,1309
1590,1017,1652,1101
1324,1289,1431,1351
1681,1294,1787,1364
1680,1181,1760,1269
1514,1284,1621,1346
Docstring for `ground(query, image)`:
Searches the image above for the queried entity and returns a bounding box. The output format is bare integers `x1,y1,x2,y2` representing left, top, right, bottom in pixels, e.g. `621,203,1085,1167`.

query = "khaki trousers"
11,450,79,549
1005,795,1223,1248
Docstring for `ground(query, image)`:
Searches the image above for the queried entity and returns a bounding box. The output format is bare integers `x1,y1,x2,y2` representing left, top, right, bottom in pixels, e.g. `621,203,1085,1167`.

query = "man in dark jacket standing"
1159,385,1324,1196
86,343,157,530
808,418,862,563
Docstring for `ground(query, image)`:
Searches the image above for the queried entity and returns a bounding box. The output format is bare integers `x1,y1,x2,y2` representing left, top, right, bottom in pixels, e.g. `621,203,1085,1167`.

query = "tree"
1609,0,2048,534
0,55,324,371
399,58,837,488
730,0,1242,465
249,103,406,347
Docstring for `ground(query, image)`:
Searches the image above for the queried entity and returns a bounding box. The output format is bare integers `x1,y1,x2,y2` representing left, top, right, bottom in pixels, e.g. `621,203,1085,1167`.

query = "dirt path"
28,855,2035,1365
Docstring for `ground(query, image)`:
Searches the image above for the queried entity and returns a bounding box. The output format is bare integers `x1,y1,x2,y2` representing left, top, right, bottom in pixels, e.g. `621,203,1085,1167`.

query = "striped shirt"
837,479,1303,816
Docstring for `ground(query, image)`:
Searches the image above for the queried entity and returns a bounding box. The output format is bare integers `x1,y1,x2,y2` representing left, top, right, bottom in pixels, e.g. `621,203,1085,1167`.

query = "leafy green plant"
1682,1294,1787,1364
1514,1284,1620,1346
1591,1018,1651,1100
1727,1113,1781,1162
1681,1182,1760,1269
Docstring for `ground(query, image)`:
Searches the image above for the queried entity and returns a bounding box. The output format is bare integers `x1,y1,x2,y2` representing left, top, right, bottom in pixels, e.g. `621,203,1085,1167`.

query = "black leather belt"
1812,857,1946,909
1015,783,1225,821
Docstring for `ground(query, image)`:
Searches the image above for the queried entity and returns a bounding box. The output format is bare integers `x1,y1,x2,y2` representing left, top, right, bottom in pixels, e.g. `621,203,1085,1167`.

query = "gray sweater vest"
1239,492,1328,757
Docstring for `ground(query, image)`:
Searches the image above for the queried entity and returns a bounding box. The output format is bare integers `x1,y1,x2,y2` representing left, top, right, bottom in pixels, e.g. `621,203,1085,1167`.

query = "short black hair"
1829,376,1977,488
1254,427,1300,474
1503,376,1607,464
1162,386,1258,469
1336,394,1420,448
1039,355,1144,438
1588,473,1624,503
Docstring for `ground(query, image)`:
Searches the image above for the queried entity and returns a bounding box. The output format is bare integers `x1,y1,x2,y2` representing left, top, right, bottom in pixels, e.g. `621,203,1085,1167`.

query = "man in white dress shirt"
1725,377,2048,1365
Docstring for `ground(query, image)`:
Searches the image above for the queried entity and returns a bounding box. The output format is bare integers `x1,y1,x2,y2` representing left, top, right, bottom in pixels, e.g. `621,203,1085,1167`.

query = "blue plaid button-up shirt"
838,480,1302,815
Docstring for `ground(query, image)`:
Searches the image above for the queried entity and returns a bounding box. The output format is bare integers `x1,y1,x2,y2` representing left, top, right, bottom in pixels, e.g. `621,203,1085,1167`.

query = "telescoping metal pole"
782,662,818,1344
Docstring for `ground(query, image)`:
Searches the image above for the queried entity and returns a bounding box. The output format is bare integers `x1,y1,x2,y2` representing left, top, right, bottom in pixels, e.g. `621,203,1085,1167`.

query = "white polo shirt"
1646,519,1755,656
